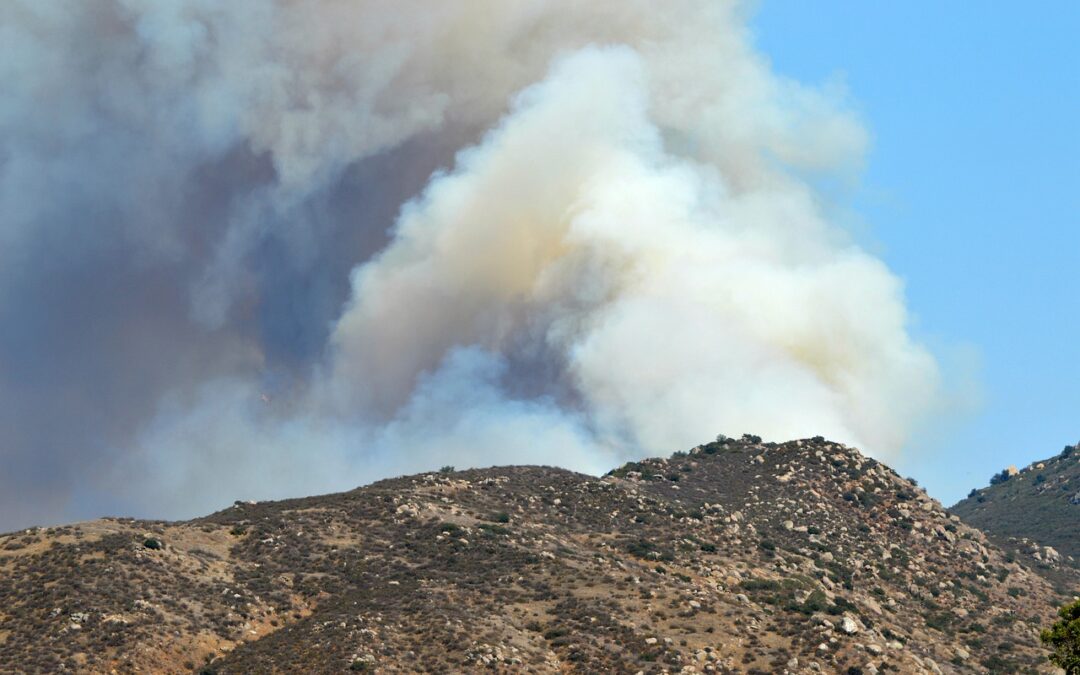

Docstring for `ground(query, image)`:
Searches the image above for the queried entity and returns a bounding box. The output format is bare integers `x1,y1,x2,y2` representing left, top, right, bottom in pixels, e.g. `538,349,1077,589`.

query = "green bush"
142,537,162,550
1041,598,1080,672
799,590,828,614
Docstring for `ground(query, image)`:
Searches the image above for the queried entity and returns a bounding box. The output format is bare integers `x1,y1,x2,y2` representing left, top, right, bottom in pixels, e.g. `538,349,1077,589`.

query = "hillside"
0,436,1070,674
951,443,1080,570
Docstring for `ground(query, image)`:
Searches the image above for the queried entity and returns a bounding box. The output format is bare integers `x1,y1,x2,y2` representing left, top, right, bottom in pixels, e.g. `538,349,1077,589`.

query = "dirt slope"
0,436,1069,674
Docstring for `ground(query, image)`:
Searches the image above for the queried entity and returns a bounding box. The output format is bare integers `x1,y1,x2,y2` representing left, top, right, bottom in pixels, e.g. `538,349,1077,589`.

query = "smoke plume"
0,0,939,528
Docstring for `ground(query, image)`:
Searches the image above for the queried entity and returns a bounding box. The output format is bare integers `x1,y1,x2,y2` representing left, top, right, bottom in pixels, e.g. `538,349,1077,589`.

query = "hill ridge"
0,436,1070,673
950,442,1080,572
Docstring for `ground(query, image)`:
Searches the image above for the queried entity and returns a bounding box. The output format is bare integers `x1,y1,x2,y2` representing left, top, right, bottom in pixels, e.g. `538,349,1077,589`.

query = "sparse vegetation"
952,441,1080,564
0,434,1068,673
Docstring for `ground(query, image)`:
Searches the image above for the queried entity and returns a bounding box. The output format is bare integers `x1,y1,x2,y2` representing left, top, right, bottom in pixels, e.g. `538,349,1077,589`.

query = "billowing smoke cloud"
0,0,939,528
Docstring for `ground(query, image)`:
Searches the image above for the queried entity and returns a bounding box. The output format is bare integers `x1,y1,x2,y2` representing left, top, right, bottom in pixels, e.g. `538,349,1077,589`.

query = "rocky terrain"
0,436,1072,674
951,443,1080,583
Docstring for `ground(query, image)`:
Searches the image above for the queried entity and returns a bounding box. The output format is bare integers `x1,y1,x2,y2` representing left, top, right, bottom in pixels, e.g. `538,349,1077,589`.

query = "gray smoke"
0,1,940,529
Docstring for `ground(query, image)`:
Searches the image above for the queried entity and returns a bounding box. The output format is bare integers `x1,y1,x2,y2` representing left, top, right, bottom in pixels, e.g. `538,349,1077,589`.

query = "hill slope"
951,443,1080,569
0,436,1069,674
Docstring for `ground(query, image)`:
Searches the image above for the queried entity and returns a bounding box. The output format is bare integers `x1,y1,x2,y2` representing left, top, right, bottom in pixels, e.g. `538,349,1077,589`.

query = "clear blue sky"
752,1,1080,504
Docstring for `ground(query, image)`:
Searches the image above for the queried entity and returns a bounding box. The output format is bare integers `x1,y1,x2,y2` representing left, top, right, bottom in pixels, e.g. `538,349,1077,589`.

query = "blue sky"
752,1,1080,503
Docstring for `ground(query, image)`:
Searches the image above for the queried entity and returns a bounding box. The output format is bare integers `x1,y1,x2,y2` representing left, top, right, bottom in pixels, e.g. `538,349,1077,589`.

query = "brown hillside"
0,436,1070,674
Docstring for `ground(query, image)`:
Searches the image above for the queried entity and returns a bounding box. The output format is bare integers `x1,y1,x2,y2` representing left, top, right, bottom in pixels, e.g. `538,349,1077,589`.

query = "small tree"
1041,598,1080,672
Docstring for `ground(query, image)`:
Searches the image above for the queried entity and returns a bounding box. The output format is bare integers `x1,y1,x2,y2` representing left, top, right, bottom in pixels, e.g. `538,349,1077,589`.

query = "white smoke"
325,44,936,462
0,0,941,522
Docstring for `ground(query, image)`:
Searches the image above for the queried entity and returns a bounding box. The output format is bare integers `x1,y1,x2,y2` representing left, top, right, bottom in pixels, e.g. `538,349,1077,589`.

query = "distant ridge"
951,442,1080,570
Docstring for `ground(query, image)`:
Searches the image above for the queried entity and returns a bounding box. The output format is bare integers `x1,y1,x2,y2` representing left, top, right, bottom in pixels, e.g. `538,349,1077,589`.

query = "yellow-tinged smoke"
0,0,941,520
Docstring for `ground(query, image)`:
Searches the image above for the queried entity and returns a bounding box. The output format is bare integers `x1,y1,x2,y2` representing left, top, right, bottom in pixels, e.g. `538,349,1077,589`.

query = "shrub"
626,538,673,561
1041,598,1080,672
925,612,952,631
800,590,828,614
438,465,455,474
1035,473,1046,484
967,488,979,499
142,538,162,550
989,469,1012,485
489,511,510,523
543,627,568,640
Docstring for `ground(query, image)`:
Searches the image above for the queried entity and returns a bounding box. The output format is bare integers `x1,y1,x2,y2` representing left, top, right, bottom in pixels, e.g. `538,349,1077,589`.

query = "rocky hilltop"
0,436,1070,674
951,442,1080,572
